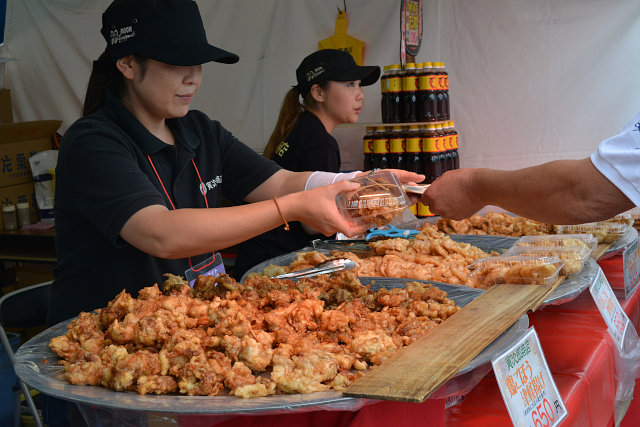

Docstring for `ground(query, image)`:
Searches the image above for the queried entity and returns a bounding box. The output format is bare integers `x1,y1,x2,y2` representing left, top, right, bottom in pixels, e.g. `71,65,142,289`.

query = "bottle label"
363,138,373,154
439,75,448,90
388,77,402,92
402,76,418,92
434,137,442,152
422,137,437,152
389,137,405,154
419,75,434,91
406,137,421,153
453,134,459,149
380,78,388,93
373,138,390,154
429,76,441,90
417,202,435,217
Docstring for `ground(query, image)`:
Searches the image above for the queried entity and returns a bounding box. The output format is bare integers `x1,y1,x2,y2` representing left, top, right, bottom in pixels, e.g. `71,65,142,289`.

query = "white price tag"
492,327,567,427
590,266,630,350
623,236,640,299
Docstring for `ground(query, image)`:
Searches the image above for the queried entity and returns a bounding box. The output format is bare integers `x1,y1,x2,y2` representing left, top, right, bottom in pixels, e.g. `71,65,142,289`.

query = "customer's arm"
423,158,634,224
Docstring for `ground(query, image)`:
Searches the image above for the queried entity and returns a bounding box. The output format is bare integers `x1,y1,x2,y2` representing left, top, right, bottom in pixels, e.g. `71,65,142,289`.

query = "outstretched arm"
422,158,634,224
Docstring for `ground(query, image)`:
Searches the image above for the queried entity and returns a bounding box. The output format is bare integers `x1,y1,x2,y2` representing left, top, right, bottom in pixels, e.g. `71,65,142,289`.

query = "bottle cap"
2,205,15,212
17,202,29,209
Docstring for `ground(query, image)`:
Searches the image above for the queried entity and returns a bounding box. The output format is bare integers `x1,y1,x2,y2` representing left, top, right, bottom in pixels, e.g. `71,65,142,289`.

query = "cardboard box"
0,89,12,124
0,182,39,229
0,120,61,187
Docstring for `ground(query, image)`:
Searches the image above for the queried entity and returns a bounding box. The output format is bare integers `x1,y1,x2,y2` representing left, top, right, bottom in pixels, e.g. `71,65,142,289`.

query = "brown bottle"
403,125,422,175
421,123,440,183
387,64,403,123
388,125,405,170
401,63,418,123
434,123,447,178
362,126,375,170
434,62,450,121
372,126,390,169
380,66,390,123
421,62,438,122
450,121,460,169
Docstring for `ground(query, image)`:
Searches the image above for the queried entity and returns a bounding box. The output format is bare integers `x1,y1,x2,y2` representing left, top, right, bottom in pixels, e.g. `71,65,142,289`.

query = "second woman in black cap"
233,49,381,279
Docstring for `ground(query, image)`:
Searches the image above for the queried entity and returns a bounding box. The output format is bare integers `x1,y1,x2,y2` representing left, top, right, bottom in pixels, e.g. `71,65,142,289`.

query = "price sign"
623,236,640,299
590,266,630,350
492,328,567,427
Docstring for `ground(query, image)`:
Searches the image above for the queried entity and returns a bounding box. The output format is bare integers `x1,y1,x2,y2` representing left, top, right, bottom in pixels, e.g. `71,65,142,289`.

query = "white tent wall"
1,0,640,173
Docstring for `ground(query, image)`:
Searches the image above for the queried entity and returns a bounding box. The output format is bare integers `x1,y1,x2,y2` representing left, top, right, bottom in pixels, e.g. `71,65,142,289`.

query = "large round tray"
243,234,599,307
15,281,528,415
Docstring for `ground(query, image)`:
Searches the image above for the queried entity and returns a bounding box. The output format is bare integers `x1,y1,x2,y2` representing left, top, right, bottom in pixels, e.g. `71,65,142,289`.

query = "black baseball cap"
101,0,239,66
295,49,381,97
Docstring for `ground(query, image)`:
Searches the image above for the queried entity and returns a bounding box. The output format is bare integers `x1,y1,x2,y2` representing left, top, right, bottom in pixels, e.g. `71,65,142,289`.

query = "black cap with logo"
101,0,239,66
295,49,381,98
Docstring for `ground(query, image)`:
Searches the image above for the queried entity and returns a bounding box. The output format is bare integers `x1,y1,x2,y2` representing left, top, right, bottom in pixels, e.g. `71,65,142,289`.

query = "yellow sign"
318,10,364,65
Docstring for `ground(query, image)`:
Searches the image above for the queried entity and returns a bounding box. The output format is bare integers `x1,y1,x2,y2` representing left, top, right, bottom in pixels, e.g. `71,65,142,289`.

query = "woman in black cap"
49,0,423,327
233,49,381,280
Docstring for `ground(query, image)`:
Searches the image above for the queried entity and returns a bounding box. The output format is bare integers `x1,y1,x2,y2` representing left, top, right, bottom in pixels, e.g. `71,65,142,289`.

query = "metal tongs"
274,258,356,280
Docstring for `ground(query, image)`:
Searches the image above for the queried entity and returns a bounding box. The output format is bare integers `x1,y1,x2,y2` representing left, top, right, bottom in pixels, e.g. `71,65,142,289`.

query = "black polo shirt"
232,111,340,280
49,91,281,325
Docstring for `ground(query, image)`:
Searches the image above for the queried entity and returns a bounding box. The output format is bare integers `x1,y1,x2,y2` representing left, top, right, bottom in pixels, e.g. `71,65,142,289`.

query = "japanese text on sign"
623,237,640,298
492,328,567,427
590,267,629,350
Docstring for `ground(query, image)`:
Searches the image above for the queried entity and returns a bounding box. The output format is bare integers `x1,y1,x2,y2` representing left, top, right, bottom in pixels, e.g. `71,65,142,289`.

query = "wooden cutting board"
343,279,564,403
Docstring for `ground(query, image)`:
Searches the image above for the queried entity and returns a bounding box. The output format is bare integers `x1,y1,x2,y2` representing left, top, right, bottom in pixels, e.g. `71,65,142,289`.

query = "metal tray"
244,234,598,307
14,281,528,415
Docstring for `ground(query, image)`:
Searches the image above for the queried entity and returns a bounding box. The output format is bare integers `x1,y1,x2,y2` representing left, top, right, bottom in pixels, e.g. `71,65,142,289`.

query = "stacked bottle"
362,126,375,171
388,126,405,170
371,126,390,169
381,61,450,123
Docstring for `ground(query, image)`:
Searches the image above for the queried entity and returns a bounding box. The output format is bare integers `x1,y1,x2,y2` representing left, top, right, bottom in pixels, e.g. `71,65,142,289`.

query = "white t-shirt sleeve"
590,112,640,207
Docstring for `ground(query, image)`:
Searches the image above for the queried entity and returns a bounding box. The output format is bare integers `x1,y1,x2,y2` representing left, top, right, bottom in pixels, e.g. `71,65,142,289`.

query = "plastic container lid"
505,245,590,276
514,234,598,253
335,171,412,229
467,255,564,289
554,219,631,243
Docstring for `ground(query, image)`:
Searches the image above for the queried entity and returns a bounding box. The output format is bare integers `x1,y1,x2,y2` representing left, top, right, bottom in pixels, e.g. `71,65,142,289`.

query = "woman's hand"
282,179,366,237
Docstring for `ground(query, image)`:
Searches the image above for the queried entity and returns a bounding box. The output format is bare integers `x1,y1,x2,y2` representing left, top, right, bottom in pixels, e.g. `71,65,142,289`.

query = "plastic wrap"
14,281,529,417
246,237,599,307
505,245,590,276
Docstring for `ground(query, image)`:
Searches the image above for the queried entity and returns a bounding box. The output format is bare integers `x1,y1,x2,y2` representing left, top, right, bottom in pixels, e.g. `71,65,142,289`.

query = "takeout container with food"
467,255,564,289
553,216,632,244
505,245,591,275
335,170,412,229
513,234,598,253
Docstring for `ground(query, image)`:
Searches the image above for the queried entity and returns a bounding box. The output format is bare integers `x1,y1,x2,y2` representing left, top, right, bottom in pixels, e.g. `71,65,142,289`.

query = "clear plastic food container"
513,234,598,253
505,245,590,275
335,171,412,229
553,219,631,243
467,255,564,289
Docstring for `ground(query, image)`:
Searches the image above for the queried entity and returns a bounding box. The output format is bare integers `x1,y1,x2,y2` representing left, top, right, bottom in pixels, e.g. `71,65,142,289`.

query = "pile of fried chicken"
49,272,460,398
258,225,496,287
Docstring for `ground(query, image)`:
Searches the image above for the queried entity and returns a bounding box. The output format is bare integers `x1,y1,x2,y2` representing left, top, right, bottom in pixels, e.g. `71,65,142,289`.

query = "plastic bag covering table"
445,254,640,426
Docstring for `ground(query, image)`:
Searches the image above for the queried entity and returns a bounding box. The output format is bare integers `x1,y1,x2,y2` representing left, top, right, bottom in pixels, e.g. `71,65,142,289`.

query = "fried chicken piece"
224,362,276,398
177,352,231,396
136,375,178,395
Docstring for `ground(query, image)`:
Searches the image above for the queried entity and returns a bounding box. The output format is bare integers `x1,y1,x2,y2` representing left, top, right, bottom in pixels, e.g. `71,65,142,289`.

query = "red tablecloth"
177,256,638,427
446,255,640,426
